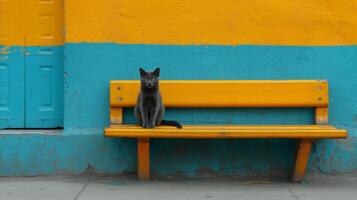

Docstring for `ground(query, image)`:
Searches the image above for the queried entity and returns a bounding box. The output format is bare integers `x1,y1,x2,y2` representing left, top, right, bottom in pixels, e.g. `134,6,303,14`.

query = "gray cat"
134,68,182,129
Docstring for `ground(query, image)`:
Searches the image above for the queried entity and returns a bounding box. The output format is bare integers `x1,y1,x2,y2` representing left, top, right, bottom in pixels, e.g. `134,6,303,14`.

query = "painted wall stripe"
2,0,356,46
65,0,357,45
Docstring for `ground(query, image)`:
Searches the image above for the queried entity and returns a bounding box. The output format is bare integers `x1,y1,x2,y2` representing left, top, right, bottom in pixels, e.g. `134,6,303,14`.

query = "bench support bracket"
137,138,150,181
292,139,312,182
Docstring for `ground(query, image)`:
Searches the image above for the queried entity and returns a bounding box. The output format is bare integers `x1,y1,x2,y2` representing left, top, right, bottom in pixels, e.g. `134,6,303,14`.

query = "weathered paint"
65,0,357,45
0,132,137,176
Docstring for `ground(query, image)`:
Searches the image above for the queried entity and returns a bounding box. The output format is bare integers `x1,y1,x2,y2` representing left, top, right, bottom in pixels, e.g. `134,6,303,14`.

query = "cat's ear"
139,68,146,77
153,67,160,76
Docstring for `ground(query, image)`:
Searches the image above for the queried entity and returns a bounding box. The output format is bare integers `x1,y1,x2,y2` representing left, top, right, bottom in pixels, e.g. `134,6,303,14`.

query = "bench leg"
292,139,312,182
137,138,150,181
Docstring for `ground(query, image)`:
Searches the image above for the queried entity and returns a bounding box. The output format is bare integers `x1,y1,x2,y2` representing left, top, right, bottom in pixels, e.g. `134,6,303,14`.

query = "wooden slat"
110,124,338,130
110,80,328,108
110,107,123,125
316,107,329,124
105,125,347,139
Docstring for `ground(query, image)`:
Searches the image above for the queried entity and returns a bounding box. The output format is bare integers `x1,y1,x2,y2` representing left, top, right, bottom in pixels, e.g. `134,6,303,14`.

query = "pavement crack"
73,183,88,200
287,186,300,200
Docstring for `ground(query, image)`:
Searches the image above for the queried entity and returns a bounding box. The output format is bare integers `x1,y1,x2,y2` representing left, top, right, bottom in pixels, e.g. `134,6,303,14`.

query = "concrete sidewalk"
1,173,357,200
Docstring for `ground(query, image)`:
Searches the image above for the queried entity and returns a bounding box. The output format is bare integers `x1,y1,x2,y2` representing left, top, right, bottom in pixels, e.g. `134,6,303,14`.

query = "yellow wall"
65,0,357,45
0,0,64,46
1,0,357,46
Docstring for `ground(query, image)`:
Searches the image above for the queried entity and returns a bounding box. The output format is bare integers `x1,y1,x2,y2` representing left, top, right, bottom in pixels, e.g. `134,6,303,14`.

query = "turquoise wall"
1,44,357,176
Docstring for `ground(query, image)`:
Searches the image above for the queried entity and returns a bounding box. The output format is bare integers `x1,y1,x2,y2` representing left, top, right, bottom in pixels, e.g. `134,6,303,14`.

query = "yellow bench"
104,80,347,182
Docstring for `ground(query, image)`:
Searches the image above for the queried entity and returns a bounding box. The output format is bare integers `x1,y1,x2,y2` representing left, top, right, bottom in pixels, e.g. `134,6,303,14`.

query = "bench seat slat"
110,124,338,130
105,125,347,139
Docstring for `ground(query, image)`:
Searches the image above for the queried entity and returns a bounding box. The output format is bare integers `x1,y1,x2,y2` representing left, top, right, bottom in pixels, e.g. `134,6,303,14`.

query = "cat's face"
139,68,160,88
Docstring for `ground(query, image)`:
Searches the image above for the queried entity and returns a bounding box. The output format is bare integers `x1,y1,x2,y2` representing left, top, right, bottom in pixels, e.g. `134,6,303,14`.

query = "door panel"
25,47,63,128
25,0,64,46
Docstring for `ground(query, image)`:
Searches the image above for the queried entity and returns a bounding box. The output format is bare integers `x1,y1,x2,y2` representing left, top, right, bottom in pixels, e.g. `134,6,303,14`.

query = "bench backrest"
109,80,329,125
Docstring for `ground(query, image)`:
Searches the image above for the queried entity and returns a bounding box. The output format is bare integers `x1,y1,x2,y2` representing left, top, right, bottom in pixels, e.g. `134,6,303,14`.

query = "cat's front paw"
142,123,149,128
142,121,155,128
147,123,155,128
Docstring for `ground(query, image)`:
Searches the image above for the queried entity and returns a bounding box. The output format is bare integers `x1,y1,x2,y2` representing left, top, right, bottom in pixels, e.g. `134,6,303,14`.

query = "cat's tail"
160,120,182,129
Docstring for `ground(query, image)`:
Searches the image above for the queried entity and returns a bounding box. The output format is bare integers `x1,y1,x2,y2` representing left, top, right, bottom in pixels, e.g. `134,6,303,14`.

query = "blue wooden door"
25,47,63,128
0,46,63,129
